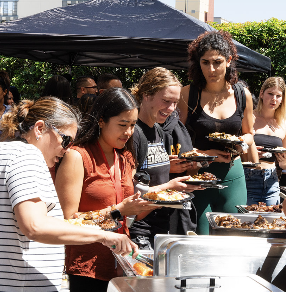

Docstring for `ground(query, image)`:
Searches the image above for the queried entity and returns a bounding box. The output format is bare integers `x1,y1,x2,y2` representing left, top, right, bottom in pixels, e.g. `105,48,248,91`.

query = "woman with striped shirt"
0,96,138,292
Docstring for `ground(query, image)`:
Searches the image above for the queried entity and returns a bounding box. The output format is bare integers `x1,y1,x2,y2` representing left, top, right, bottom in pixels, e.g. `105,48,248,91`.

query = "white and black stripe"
0,141,64,292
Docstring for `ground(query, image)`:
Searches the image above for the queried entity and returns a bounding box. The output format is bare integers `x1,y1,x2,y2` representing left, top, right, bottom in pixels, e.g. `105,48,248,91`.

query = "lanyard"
97,142,123,204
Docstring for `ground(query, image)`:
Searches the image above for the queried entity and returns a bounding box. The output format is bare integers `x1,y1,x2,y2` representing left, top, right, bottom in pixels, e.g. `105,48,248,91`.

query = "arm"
55,149,84,219
14,198,138,256
177,85,190,125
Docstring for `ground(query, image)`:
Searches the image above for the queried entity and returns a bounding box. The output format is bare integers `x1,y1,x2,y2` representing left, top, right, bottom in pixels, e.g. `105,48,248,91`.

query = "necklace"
261,116,279,132
204,85,229,110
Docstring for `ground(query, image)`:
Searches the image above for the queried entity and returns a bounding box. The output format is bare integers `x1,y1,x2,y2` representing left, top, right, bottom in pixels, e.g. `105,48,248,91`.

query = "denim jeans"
244,167,280,206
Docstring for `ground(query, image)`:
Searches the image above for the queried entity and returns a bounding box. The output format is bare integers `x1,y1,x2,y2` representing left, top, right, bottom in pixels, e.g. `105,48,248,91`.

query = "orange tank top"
65,142,135,281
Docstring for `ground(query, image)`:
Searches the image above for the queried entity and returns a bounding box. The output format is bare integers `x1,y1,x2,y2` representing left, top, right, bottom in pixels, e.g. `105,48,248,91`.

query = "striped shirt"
0,141,64,292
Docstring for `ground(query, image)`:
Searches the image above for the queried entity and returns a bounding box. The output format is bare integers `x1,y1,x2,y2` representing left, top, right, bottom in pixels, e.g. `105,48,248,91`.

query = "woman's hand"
163,176,205,192
101,232,139,258
275,152,286,169
203,149,231,163
117,192,159,216
169,155,198,173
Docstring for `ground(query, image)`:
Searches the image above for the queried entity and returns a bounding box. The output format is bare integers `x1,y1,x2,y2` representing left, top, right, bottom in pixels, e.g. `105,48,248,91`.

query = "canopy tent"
0,0,271,73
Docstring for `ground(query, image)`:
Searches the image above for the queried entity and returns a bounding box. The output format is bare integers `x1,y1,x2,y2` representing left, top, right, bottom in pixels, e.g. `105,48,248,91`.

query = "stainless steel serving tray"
107,275,284,292
235,205,284,215
207,212,286,238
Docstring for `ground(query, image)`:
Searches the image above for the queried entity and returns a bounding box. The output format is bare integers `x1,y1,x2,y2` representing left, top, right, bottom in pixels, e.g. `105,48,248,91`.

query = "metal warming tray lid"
107,275,283,292
153,234,286,291
207,212,286,238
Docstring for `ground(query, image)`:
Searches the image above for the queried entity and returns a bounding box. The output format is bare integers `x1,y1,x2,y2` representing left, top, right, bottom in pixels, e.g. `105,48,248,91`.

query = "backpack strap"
154,122,165,144
233,83,246,118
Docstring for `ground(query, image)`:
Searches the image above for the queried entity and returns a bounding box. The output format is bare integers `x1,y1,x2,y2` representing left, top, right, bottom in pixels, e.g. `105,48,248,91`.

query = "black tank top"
254,133,283,162
187,87,244,151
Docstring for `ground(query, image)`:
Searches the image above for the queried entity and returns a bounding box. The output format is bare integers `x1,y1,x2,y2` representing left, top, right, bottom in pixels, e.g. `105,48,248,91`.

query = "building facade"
0,0,88,22
175,0,214,22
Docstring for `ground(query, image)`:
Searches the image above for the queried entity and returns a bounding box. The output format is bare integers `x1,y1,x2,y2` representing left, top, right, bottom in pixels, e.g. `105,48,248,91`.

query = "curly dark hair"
187,30,239,90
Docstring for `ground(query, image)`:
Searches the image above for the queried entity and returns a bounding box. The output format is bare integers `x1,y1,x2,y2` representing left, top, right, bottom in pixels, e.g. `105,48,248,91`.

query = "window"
0,1,18,16
191,10,195,13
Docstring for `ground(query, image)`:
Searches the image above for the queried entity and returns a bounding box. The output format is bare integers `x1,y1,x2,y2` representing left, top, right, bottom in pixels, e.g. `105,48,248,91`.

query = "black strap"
232,83,246,118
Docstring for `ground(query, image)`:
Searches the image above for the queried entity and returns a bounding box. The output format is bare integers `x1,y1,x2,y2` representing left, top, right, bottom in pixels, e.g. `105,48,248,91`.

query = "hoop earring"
98,125,101,137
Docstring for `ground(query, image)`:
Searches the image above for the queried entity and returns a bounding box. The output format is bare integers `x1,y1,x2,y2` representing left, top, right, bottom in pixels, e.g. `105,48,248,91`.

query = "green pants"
192,158,247,235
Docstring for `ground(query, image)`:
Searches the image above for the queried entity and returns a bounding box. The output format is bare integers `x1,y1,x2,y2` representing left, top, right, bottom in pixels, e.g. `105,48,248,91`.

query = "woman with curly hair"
177,30,254,235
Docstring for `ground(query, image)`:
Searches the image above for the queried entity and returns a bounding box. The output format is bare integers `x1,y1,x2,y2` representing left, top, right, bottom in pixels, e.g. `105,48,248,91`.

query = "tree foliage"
211,18,286,97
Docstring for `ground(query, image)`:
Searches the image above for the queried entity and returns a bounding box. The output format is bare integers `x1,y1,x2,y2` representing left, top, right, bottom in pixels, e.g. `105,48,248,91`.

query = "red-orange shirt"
65,142,135,281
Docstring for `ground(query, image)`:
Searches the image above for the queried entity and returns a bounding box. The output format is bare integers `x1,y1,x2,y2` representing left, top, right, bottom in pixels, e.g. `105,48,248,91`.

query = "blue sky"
160,0,286,23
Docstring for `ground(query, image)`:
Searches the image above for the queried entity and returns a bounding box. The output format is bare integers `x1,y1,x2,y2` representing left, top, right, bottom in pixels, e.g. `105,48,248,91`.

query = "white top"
0,141,64,292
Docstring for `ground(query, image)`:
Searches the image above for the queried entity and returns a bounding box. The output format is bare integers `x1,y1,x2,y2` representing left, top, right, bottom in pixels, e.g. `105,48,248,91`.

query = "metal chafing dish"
112,234,286,291
206,212,286,238
107,275,283,292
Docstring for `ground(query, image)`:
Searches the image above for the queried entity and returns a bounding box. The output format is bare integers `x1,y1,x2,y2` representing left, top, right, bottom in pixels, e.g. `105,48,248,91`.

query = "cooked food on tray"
208,132,243,142
65,210,118,230
181,149,208,157
214,214,286,230
133,262,153,276
244,202,283,213
142,189,187,201
186,172,218,182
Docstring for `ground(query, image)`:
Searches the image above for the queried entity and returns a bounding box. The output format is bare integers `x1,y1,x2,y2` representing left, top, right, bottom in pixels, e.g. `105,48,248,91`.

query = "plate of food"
184,172,221,185
65,211,122,231
236,202,283,214
260,146,286,153
141,189,194,204
241,162,261,168
180,149,217,161
206,132,244,145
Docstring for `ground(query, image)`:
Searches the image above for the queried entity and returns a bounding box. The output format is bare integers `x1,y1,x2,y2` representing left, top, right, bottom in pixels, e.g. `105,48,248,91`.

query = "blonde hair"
130,67,181,103
256,77,286,126
1,96,81,141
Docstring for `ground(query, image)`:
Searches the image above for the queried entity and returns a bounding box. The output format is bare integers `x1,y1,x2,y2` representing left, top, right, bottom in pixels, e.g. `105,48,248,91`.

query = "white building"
0,0,87,22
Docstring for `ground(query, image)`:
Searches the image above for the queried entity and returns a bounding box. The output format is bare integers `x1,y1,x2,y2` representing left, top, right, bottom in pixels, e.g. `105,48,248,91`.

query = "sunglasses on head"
48,124,74,149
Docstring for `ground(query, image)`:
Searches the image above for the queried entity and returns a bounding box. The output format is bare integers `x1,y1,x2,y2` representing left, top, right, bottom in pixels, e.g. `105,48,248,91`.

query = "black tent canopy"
0,0,271,72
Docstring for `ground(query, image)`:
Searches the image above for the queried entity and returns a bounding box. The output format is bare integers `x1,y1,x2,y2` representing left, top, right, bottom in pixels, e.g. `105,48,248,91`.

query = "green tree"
211,18,286,97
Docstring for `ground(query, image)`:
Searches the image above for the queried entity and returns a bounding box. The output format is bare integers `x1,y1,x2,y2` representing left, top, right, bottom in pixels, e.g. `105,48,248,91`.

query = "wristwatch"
110,208,123,221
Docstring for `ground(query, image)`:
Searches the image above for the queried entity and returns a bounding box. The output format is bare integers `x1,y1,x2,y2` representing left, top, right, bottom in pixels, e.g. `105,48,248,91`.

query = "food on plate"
143,189,186,201
273,146,286,151
181,149,208,157
65,210,117,230
244,202,283,213
208,132,243,142
186,172,217,182
133,262,153,276
214,214,286,230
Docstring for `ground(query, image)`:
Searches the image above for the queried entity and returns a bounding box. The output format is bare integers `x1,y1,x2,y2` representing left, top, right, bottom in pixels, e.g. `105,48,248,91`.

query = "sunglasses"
49,125,74,149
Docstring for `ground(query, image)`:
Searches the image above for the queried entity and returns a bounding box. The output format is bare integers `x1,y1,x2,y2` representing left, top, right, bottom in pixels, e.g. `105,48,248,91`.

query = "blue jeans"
244,167,280,206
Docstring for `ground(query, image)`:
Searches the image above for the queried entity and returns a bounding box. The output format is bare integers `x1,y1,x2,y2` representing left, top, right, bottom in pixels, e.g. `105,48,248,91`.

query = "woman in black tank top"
177,31,254,235
245,77,286,207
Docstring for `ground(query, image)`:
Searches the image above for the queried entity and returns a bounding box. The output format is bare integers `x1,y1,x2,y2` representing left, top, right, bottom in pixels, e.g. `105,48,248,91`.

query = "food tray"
140,192,194,204
206,136,243,145
184,179,221,186
260,147,286,153
179,155,217,161
207,212,286,238
235,205,284,215
102,220,122,232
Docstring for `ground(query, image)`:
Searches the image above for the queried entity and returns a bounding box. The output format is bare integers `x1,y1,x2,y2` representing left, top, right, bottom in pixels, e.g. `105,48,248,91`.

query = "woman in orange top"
55,88,157,292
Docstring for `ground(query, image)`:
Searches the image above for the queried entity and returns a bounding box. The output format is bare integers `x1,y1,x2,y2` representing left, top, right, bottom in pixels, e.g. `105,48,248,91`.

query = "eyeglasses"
49,125,74,149
84,86,98,89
